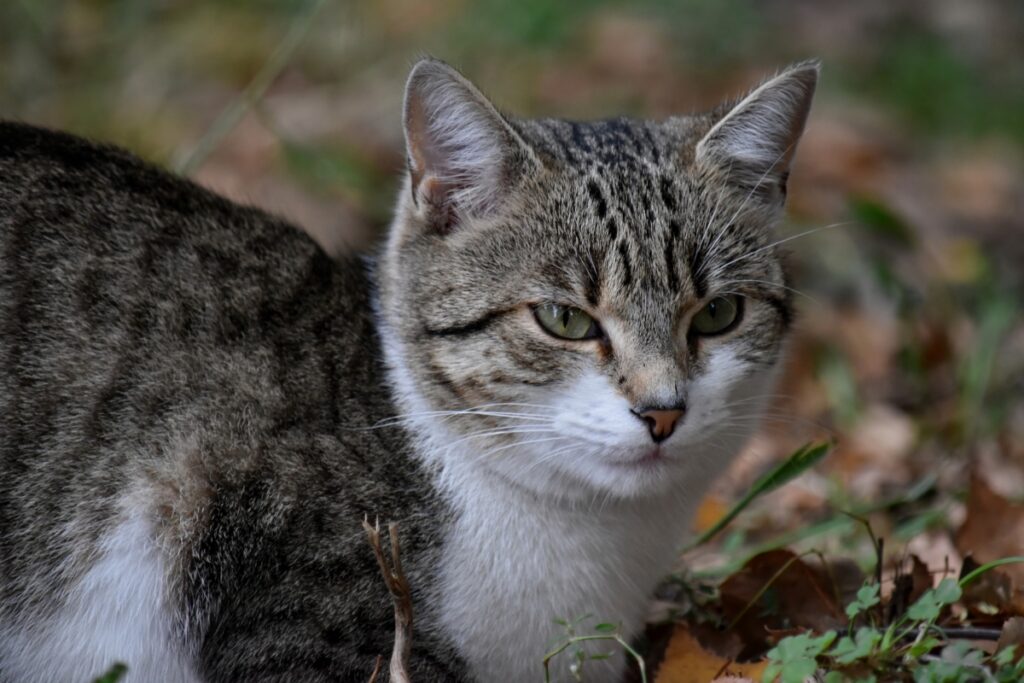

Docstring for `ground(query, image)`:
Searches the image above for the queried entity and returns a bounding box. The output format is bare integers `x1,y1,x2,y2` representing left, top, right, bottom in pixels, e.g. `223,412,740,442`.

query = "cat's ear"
695,61,819,202
403,58,536,233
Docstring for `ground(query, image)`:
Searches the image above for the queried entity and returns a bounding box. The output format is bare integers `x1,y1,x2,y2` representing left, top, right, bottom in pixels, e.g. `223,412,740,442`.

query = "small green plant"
764,631,837,683
543,615,647,683
763,559,1024,682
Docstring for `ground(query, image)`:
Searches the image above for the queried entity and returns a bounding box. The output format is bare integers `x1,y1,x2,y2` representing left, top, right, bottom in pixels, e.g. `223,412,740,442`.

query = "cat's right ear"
403,58,536,234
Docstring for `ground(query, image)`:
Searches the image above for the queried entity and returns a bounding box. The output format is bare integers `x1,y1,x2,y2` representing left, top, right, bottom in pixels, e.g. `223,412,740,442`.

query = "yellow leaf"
655,627,767,683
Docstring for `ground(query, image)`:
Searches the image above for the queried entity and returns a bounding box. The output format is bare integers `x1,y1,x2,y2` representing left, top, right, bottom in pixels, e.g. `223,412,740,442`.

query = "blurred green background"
2,0,1023,550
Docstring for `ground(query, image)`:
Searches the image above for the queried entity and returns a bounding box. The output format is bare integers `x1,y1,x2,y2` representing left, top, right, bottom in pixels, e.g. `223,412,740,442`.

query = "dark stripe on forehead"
606,215,619,241
423,308,509,337
659,176,678,213
617,241,633,290
587,179,608,219
665,220,680,292
687,241,707,299
642,174,656,233
584,247,602,307
612,173,641,225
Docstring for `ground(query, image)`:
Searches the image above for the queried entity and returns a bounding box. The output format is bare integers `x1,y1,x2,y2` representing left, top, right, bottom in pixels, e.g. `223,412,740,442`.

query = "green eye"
534,303,601,340
691,295,742,336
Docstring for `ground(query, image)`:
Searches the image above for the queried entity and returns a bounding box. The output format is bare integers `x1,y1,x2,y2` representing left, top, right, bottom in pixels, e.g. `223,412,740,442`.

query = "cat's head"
380,58,817,502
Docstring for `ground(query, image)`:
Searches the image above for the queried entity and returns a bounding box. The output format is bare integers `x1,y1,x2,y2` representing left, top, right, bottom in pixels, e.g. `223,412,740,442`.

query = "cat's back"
0,119,379,459
0,120,375,437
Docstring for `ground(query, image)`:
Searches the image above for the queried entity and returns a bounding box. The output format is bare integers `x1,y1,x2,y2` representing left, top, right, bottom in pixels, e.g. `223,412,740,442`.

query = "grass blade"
958,556,1024,589
687,441,831,550
174,0,331,175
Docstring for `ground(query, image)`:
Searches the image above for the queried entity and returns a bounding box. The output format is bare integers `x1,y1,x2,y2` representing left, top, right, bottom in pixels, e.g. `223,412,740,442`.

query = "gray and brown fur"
0,57,817,682
0,123,466,681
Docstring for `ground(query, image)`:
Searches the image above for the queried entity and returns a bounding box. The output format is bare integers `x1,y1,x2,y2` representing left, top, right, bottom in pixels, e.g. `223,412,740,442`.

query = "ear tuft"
696,61,819,201
403,58,532,232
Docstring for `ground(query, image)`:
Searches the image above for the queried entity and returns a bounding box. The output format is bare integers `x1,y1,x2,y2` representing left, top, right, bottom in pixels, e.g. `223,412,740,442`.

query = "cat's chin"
484,443,694,502
544,426,756,501
593,459,680,498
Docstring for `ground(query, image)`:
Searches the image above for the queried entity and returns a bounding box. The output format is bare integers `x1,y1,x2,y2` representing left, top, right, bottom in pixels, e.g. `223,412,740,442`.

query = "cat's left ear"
695,61,819,202
403,58,538,233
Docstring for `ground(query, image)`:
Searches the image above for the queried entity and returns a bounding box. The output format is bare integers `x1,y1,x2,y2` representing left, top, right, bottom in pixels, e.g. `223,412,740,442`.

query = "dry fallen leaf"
956,474,1024,584
718,549,844,659
654,626,766,683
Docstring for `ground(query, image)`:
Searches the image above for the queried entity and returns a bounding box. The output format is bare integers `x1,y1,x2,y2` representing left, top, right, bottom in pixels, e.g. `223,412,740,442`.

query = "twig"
915,626,1004,642
363,517,413,683
173,0,330,175
367,655,383,683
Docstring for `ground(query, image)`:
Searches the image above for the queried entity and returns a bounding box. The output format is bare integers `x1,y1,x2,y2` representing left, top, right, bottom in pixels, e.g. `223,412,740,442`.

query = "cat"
0,57,817,682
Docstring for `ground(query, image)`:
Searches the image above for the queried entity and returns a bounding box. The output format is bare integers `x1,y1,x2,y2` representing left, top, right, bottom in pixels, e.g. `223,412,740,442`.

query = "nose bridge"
607,302,687,406
621,349,686,408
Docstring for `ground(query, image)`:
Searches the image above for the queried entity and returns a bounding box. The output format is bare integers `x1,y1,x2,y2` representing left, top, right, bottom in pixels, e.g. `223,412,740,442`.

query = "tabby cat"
0,58,817,682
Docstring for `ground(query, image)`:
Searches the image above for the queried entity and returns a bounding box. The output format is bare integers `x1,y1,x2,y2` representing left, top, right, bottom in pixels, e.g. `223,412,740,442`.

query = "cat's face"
381,59,816,502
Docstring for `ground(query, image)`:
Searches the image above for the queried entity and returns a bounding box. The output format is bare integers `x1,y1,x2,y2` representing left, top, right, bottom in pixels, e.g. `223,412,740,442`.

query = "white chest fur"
436,465,695,682
0,515,199,683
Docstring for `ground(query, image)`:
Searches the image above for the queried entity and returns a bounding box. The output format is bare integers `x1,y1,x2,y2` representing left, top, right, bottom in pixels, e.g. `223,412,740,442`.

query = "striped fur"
0,58,816,682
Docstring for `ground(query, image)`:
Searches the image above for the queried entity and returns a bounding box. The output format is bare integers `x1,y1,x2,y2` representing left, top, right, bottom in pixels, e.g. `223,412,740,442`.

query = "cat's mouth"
608,446,664,468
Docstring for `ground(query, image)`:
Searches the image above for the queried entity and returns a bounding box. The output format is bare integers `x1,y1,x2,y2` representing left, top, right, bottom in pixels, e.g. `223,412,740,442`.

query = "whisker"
717,278,820,305
373,410,552,427
474,436,568,462
514,443,580,480
358,403,556,431
443,427,558,452
714,221,853,273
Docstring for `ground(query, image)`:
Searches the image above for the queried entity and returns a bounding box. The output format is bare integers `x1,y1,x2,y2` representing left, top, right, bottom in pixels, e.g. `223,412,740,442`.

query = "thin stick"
174,0,330,175
367,655,383,683
363,517,413,683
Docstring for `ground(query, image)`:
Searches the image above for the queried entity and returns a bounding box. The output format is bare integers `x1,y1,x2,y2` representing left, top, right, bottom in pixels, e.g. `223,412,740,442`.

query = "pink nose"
638,408,684,442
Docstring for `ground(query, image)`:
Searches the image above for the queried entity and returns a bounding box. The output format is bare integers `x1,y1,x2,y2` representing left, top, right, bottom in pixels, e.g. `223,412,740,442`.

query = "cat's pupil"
707,301,718,318
561,308,571,327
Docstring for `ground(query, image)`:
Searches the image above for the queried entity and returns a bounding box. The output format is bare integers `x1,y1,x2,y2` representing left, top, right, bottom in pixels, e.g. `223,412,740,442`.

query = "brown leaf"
718,549,844,659
654,626,766,683
956,474,1024,585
